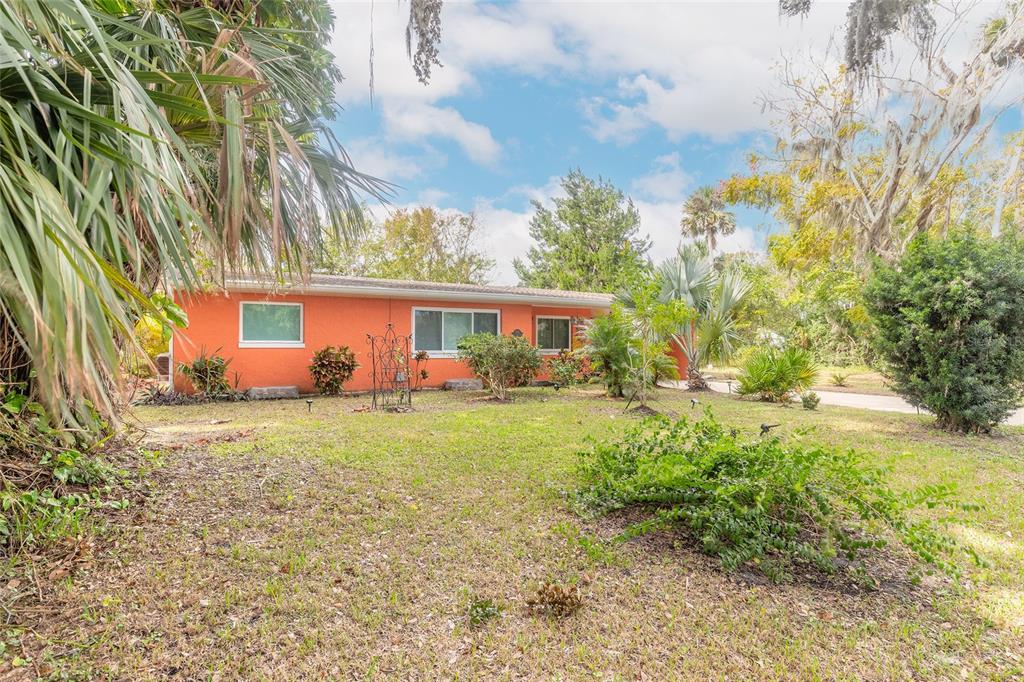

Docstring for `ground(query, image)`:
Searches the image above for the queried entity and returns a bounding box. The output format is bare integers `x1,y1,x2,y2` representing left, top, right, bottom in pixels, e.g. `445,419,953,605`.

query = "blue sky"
326,1,1012,283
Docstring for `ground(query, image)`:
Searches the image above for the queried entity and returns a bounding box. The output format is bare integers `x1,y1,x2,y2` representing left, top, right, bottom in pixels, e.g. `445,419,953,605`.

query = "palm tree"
679,186,737,253
0,0,389,423
658,245,750,390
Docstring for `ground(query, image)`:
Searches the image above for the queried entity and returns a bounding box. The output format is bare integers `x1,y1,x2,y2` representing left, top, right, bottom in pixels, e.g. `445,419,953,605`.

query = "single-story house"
170,274,687,394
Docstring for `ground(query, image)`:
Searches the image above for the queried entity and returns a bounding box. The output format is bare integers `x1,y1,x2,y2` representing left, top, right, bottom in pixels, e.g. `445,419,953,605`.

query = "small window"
240,302,303,347
536,317,571,351
414,309,499,354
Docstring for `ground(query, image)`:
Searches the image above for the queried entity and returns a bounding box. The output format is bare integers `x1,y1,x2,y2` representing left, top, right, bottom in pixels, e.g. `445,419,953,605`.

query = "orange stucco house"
171,274,653,394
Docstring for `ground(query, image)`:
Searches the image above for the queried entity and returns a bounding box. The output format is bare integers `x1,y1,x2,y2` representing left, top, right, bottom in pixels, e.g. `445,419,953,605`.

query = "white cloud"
330,1,1010,153
631,153,693,201
526,1,851,139
415,188,451,205
472,201,535,284
504,174,566,205
381,103,501,165
344,136,426,183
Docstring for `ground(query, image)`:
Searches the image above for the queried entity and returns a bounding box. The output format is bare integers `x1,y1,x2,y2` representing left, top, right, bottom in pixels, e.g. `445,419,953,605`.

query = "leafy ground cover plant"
737,346,818,403
865,230,1024,433
830,372,849,387
309,345,360,395
0,385,122,555
467,597,502,627
178,349,236,395
575,413,977,583
457,333,541,400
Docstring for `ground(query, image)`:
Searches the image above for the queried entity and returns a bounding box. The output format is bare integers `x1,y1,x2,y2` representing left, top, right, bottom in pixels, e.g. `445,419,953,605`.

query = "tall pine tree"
514,170,651,292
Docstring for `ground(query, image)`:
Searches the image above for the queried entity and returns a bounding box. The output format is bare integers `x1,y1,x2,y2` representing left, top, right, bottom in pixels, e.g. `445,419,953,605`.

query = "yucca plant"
737,347,819,403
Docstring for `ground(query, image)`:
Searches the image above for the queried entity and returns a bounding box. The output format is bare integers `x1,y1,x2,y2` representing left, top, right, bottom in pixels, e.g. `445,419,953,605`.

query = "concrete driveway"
661,380,1024,427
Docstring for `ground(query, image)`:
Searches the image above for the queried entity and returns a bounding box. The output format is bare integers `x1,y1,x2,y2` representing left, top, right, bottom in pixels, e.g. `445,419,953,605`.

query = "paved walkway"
662,380,1024,427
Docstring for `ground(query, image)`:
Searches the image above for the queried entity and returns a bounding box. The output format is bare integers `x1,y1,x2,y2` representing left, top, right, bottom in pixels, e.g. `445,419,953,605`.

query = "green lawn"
27,388,1024,679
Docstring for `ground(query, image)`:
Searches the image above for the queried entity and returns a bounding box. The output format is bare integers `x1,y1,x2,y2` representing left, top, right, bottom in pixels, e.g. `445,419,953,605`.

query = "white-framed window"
239,301,304,348
536,316,571,352
412,307,500,356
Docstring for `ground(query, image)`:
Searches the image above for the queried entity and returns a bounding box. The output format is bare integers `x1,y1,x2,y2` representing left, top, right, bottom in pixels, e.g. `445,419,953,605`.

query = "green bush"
574,413,977,583
178,349,234,395
736,346,818,402
309,345,359,395
864,231,1024,433
830,372,849,387
547,349,585,388
457,333,541,401
801,391,820,410
581,310,632,398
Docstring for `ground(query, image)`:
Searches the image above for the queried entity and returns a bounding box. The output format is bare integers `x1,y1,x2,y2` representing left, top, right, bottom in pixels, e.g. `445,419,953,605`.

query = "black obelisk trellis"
366,324,413,411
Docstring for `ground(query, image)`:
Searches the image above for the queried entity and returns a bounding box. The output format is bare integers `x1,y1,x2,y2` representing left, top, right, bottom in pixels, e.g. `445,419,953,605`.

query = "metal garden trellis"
366,324,413,411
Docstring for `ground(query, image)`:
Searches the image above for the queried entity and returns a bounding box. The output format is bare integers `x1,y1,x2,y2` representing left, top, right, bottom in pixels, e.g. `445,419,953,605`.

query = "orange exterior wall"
668,342,689,381
171,291,609,394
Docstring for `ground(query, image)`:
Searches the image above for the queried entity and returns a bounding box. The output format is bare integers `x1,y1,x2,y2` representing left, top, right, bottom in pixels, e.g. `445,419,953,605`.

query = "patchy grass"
12,387,1024,679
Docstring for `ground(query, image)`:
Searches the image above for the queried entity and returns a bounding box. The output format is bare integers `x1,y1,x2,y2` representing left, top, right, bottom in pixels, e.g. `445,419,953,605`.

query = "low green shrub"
178,349,235,395
547,349,587,388
309,345,359,395
801,391,820,410
457,333,541,400
574,413,977,583
737,346,818,403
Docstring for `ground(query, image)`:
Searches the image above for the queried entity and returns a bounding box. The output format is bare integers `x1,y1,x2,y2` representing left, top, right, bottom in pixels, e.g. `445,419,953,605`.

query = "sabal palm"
659,245,750,388
679,186,736,253
0,0,385,422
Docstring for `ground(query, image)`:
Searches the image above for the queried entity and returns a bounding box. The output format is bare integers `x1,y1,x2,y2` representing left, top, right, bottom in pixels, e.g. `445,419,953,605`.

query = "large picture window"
239,302,303,347
413,308,499,354
536,316,571,351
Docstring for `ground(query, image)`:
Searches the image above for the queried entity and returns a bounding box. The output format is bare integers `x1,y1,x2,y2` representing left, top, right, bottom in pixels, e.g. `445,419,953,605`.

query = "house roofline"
223,277,614,309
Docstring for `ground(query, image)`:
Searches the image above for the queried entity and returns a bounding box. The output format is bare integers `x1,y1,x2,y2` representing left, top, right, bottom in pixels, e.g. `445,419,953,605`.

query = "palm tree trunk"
686,364,709,391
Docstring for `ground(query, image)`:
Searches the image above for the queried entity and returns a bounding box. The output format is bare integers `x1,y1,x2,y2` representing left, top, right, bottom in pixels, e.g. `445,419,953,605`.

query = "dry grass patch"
8,388,1023,679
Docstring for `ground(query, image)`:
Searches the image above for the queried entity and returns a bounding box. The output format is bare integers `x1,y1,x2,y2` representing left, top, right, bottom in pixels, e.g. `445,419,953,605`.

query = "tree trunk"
686,365,709,391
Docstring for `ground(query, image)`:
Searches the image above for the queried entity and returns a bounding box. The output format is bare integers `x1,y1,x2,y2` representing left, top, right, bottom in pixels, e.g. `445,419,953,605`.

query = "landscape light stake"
306,399,313,413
